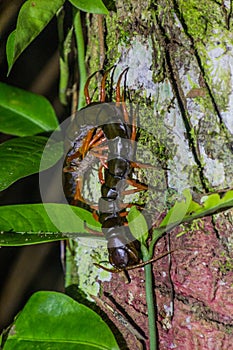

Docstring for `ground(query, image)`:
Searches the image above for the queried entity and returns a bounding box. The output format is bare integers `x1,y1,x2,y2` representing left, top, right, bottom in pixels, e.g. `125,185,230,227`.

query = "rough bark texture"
72,1,233,349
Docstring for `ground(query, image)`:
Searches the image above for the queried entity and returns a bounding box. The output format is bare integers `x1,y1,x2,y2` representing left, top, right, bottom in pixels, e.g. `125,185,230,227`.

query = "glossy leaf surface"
69,0,108,14
0,136,62,191
0,83,58,136
7,0,65,71
0,203,101,245
3,291,119,350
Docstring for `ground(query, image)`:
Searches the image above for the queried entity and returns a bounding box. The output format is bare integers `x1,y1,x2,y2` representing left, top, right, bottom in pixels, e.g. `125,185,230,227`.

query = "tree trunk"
72,1,233,349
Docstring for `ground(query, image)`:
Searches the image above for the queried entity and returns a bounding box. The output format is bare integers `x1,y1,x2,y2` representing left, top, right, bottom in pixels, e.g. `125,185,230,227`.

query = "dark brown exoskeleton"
63,68,148,271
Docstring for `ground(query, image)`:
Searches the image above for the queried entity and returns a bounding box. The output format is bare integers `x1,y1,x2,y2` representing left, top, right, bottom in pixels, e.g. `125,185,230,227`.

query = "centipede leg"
123,179,148,196
84,71,101,105
89,129,106,148
116,68,129,123
73,177,85,202
90,147,108,160
80,129,107,159
131,161,155,169
80,129,96,157
131,110,137,141
116,68,129,103
98,163,107,184
100,66,115,102
84,221,104,237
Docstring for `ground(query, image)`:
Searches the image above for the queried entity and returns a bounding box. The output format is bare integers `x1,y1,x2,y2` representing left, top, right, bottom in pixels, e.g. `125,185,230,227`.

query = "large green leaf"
0,203,101,246
0,136,62,191
2,291,119,350
0,83,58,136
69,0,108,14
7,0,65,72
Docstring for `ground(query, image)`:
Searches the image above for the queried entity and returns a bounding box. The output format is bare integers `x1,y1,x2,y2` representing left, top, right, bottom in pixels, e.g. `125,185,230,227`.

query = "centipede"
63,68,151,272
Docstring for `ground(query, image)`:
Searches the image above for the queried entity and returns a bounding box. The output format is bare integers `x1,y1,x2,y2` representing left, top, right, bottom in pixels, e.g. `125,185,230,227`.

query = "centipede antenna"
94,250,176,273
125,250,176,271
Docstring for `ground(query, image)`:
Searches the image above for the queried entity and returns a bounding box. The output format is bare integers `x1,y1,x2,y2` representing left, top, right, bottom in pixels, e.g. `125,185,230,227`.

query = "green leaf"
152,189,233,244
0,83,58,136
220,190,233,202
0,203,101,246
7,0,65,72
160,189,192,229
3,291,119,350
184,190,233,220
185,199,202,214
0,136,62,191
127,206,149,243
69,0,109,14
6,30,15,71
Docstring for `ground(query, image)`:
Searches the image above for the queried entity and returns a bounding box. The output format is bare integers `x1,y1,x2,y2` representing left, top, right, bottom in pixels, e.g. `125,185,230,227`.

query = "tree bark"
72,1,233,349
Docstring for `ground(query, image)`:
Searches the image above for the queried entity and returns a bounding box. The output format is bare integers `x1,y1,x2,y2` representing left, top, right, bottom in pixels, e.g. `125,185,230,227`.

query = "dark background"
0,1,67,331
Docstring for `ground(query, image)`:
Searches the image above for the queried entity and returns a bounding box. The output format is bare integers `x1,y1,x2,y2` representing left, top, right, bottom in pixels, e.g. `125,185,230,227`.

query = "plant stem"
73,9,87,110
57,7,69,106
141,245,158,350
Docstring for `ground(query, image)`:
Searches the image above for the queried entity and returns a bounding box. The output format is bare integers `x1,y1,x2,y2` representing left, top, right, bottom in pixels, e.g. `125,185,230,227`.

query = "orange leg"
80,129,96,157
92,210,100,222
90,147,108,160
131,110,137,141
100,66,115,102
84,221,104,237
89,129,105,147
98,163,108,184
116,68,130,124
73,177,85,202
131,161,155,169
66,129,96,163
84,66,115,105
70,129,107,163
127,178,148,190
116,68,129,103
121,179,148,196
84,70,101,105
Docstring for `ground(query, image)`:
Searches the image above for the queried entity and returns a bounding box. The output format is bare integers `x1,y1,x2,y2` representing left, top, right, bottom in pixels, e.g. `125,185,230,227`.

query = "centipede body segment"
63,68,148,270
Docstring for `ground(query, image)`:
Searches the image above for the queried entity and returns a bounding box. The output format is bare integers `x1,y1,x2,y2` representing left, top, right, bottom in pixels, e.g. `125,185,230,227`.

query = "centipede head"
107,230,140,269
